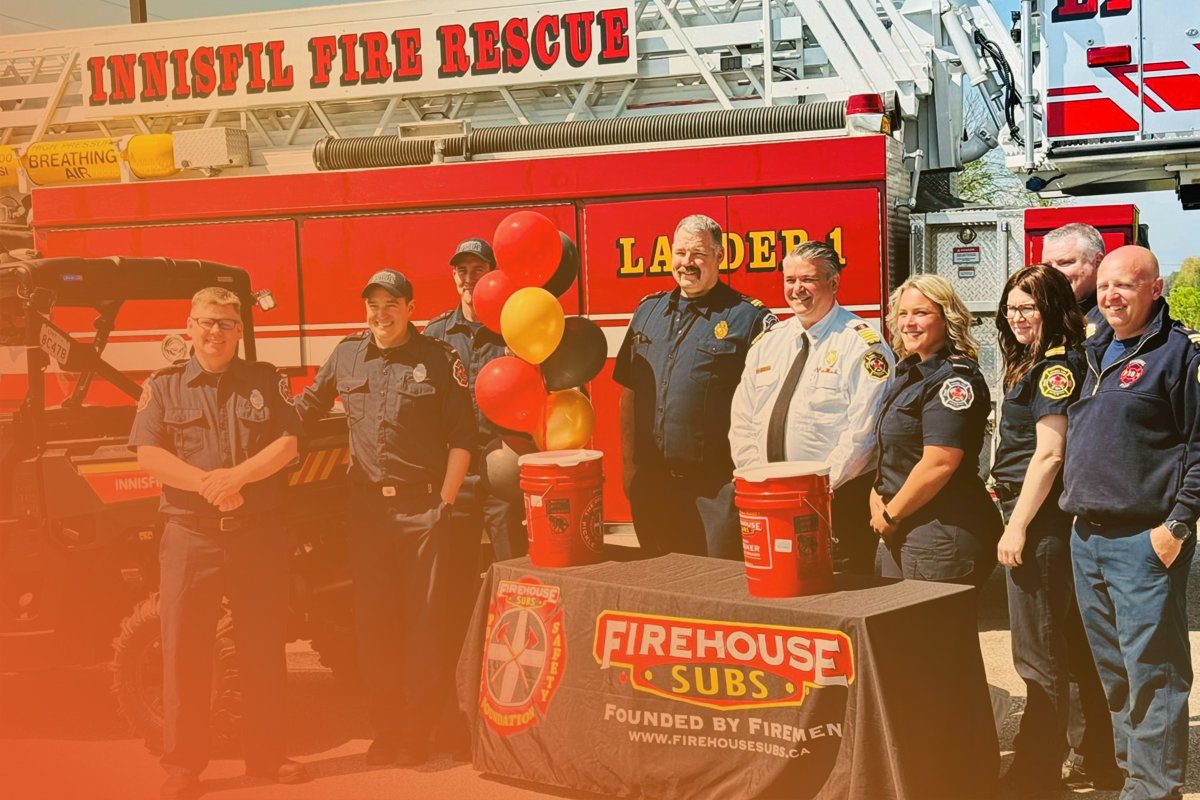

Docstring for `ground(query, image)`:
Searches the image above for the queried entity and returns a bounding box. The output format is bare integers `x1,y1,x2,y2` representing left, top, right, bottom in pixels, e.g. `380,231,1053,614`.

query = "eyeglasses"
190,317,240,331
1003,304,1039,319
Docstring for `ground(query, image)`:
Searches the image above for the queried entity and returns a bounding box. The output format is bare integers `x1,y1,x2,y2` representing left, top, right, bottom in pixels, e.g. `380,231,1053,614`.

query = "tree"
1172,256,1200,290
1167,285,1200,329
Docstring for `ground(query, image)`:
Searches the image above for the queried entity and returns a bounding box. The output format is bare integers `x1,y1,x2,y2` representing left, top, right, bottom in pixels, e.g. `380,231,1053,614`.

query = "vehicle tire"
110,593,242,754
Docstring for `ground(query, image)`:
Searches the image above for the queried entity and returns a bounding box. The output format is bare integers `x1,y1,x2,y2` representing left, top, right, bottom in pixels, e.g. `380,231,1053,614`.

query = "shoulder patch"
760,311,779,331
939,376,975,411
1044,345,1066,357
1038,364,1075,400
278,374,294,405
863,351,890,381
136,380,153,412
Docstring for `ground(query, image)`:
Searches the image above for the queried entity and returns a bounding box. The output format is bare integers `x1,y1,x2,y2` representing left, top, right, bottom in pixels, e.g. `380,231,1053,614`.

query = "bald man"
1060,246,1200,800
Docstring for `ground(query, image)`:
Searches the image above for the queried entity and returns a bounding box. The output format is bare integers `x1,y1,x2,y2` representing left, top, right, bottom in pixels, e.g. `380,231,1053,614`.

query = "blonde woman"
869,274,1002,587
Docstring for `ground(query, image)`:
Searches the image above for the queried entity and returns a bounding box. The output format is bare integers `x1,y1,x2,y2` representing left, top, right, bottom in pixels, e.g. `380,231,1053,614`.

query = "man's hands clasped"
199,467,248,513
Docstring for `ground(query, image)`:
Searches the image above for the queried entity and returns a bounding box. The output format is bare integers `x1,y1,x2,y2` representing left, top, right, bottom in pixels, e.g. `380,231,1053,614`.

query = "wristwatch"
1165,519,1194,542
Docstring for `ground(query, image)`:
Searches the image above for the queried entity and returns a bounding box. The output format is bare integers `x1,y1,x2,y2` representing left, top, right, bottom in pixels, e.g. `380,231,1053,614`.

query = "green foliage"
955,150,1053,208
1172,256,1200,290
1167,285,1200,329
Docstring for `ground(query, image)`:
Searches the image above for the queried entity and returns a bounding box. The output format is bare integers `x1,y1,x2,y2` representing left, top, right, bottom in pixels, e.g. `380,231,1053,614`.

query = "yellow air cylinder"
23,138,121,185
125,134,179,179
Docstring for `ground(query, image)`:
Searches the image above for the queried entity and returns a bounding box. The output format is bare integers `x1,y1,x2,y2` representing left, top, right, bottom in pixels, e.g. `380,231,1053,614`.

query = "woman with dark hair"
869,274,1002,587
990,265,1103,796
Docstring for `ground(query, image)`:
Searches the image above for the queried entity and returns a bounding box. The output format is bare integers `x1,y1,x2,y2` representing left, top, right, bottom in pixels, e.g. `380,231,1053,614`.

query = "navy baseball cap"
450,238,496,268
361,269,413,300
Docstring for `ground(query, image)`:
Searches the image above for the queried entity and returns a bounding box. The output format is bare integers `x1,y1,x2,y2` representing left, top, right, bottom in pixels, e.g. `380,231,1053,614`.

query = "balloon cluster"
474,212,607,455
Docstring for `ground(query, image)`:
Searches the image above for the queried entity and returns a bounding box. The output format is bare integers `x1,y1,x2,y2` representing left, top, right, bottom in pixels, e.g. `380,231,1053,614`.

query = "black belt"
168,512,273,533
354,481,435,499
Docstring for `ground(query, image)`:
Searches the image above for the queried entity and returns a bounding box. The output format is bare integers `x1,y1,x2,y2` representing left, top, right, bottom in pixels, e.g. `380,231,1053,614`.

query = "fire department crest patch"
1038,365,1074,400
136,380,152,412
1119,359,1146,388
939,377,974,410
278,375,294,405
452,358,468,388
479,578,566,736
863,351,889,381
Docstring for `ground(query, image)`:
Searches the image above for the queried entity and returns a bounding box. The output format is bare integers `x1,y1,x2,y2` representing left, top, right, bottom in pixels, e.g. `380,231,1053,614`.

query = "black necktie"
766,333,809,463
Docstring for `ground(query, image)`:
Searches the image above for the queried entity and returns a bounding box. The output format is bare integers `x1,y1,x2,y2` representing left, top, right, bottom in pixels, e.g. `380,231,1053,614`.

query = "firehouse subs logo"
593,612,854,711
1038,364,1075,400
1119,359,1146,388
479,578,566,736
862,351,889,381
939,377,974,410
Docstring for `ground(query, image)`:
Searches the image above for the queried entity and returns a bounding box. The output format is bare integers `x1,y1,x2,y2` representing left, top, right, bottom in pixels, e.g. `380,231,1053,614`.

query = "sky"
1,0,1193,273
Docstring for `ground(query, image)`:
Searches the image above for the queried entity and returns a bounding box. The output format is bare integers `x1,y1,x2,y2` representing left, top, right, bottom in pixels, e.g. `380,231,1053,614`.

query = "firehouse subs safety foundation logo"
479,578,566,736
593,612,854,711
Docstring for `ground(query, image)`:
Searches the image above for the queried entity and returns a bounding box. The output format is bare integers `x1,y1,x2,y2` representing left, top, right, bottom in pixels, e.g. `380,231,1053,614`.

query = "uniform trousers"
629,468,741,560
998,494,1113,787
1071,521,1194,800
878,487,1000,588
158,518,289,774
349,483,450,747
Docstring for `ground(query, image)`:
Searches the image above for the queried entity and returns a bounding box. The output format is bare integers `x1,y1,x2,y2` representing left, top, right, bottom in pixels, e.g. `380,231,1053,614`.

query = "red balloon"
493,211,562,288
475,356,547,433
473,270,517,333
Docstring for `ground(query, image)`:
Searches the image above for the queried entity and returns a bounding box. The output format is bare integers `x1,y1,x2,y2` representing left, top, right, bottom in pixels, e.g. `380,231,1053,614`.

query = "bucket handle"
804,497,833,532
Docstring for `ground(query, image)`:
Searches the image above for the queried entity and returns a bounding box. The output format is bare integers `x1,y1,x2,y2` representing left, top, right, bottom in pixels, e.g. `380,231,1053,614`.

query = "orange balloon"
533,390,595,451
501,286,565,364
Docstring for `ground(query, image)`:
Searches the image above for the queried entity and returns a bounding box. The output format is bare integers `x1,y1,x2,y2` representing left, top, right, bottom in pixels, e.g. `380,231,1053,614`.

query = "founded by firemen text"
593,611,854,759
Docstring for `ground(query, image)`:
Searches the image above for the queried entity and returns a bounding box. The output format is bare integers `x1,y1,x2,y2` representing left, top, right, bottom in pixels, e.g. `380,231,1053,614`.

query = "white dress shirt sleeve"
826,340,895,489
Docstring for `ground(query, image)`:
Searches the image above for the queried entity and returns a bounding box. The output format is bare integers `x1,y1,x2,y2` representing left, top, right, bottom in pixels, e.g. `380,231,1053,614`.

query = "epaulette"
947,354,976,374
1044,345,1066,357
433,337,463,361
149,364,185,379
1184,328,1200,349
425,309,454,329
341,330,370,343
249,359,280,372
747,297,767,308
640,291,668,304
851,320,881,346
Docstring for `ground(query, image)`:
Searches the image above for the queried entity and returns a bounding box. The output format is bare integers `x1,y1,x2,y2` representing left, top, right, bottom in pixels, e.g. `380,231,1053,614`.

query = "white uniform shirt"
729,304,895,489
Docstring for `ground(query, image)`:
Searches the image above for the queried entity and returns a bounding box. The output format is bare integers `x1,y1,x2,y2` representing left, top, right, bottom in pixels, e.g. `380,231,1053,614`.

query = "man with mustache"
614,214,774,558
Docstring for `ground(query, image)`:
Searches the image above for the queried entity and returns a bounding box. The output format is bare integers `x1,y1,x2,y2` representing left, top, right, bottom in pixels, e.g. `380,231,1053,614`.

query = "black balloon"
542,231,580,298
541,316,608,391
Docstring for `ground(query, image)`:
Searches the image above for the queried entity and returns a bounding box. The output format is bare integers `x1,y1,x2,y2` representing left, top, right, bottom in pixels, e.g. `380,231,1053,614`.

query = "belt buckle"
218,516,237,532
382,486,396,497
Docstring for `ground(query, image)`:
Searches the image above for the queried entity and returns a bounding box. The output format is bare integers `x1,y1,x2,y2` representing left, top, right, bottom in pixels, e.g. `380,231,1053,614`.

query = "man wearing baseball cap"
424,238,530,756
294,267,476,768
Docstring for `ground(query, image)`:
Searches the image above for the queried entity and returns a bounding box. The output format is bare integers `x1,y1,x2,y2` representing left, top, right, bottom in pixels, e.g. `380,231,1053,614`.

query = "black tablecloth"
456,553,999,800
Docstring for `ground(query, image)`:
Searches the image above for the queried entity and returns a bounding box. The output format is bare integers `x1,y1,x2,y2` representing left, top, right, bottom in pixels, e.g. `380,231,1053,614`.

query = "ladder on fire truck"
0,0,1021,188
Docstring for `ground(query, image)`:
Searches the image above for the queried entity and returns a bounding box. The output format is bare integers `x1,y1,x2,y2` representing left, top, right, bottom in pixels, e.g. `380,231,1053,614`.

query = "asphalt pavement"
5,561,1200,800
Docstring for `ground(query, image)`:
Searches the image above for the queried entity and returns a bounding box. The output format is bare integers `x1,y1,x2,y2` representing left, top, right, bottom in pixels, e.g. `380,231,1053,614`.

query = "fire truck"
0,0,1184,741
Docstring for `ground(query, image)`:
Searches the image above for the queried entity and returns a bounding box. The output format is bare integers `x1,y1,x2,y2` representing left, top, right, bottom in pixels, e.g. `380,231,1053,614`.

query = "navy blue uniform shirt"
128,356,300,516
613,282,773,475
294,326,476,487
874,348,992,502
423,305,511,449
1061,299,1200,528
991,346,1085,527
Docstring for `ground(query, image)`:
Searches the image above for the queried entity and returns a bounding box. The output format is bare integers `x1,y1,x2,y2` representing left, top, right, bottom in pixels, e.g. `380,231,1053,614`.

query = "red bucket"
518,449,605,567
733,462,833,597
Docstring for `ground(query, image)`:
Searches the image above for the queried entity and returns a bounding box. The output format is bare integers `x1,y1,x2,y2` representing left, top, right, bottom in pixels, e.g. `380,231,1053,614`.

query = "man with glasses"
1060,245,1200,800
614,214,774,558
729,241,894,574
130,288,306,799
1042,222,1106,337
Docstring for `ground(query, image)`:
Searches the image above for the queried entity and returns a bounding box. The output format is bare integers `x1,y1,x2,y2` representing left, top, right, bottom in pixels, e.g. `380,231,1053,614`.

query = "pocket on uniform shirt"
691,338,740,387
337,376,369,423
235,399,272,453
164,408,205,459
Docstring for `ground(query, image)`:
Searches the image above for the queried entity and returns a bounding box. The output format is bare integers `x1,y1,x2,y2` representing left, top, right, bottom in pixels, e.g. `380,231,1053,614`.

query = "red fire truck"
0,0,1181,740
